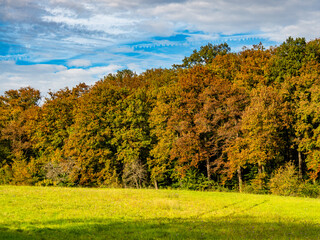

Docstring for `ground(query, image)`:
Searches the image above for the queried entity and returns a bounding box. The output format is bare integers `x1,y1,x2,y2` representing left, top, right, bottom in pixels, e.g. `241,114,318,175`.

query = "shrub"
250,172,268,194
44,160,76,186
11,160,34,185
0,165,13,184
172,169,218,191
122,159,147,188
298,182,320,198
268,162,300,196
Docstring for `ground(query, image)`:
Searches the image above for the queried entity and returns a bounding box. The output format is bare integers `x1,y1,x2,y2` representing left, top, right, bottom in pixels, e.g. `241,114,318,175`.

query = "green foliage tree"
173,43,230,68
111,87,152,187
268,37,307,83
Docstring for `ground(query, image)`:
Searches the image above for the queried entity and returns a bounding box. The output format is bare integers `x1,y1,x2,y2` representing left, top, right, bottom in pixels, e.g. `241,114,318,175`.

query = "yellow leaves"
4,38,320,187
306,150,320,180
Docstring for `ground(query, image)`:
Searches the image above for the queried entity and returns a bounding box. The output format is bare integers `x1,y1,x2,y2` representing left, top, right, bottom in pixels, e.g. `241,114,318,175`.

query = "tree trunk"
134,178,139,189
298,151,303,179
258,161,264,174
154,179,158,190
237,166,242,193
206,157,211,181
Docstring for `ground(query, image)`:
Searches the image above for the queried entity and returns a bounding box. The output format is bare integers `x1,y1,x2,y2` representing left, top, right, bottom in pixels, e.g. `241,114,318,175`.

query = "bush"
268,162,300,196
11,160,34,185
250,172,268,194
122,159,147,188
172,169,218,191
298,182,320,198
0,165,13,184
44,160,76,186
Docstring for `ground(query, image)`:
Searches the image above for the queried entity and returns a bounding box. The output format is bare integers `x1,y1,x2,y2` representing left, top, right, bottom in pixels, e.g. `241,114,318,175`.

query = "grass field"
0,186,320,239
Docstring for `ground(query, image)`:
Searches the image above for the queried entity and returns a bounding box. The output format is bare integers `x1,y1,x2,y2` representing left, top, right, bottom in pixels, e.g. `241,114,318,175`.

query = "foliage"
249,172,268,194
1,38,320,196
298,182,320,198
173,43,230,68
0,165,12,184
268,162,300,196
122,159,147,188
172,168,214,190
44,160,77,186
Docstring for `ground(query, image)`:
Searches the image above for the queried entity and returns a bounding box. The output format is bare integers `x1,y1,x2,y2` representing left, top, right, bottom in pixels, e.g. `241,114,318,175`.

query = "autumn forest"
1,37,320,196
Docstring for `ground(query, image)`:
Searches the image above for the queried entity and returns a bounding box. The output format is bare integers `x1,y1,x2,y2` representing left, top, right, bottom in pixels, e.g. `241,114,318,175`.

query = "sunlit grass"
0,186,319,239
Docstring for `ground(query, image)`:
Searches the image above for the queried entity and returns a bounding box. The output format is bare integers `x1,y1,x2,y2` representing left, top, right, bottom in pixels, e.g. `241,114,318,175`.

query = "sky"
1,0,320,96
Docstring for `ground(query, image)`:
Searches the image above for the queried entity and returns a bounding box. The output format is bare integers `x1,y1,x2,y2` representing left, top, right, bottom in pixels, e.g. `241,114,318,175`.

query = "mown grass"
0,186,319,239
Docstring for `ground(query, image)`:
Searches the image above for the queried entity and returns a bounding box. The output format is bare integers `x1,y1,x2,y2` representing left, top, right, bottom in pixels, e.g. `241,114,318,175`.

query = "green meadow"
0,186,319,239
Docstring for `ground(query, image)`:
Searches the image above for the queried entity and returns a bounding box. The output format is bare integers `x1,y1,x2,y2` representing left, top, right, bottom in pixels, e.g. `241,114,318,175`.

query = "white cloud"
3,0,320,41
261,12,320,42
141,0,320,40
42,6,139,36
0,61,122,95
37,0,320,46
126,63,144,74
68,59,91,67
3,0,320,57
2,0,320,94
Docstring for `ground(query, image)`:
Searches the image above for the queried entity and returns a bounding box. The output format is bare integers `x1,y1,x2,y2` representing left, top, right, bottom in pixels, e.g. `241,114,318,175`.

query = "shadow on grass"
0,216,319,240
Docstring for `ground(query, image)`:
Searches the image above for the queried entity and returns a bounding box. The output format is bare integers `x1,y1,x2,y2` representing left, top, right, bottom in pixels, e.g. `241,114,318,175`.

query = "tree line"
1,37,320,196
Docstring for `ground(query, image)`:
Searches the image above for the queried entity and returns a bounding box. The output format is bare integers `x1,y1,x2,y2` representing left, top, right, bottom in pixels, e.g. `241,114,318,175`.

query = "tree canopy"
1,39,320,195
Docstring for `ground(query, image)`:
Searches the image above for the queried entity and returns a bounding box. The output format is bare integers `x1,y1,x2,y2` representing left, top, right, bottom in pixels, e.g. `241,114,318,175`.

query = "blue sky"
1,0,320,95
